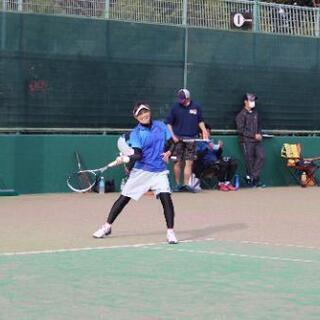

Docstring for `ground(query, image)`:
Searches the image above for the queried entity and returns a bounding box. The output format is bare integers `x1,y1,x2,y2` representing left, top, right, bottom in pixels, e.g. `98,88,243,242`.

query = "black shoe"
252,178,266,188
179,185,196,193
255,181,267,188
244,176,254,187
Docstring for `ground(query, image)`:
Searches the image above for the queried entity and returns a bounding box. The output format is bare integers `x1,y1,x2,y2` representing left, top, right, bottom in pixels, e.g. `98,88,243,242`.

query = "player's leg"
172,142,184,188
184,160,193,185
240,142,255,185
93,195,131,238
151,172,178,244
251,142,265,184
183,141,196,190
93,168,150,238
159,193,178,244
173,161,182,186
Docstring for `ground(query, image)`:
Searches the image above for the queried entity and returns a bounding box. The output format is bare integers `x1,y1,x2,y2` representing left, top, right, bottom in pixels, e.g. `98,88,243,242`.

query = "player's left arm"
117,130,143,164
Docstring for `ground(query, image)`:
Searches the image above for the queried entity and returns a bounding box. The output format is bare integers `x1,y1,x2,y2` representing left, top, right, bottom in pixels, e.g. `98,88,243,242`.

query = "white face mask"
249,101,255,108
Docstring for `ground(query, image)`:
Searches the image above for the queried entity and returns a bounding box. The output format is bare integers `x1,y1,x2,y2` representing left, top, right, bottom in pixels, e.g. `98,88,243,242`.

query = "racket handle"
182,138,210,142
108,159,119,167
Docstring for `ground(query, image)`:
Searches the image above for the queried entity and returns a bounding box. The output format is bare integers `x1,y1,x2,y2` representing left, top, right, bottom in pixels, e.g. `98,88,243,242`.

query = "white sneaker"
167,230,178,244
93,224,111,238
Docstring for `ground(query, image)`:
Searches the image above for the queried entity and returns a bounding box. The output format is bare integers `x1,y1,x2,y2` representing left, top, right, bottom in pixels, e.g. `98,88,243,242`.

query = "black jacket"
235,108,262,143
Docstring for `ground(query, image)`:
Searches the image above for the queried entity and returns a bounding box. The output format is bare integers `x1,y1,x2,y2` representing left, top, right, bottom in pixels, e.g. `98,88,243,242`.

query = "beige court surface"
1,186,320,253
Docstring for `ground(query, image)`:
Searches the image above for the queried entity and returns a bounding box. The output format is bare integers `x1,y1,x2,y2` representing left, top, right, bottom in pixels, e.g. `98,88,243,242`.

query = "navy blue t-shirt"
166,100,204,138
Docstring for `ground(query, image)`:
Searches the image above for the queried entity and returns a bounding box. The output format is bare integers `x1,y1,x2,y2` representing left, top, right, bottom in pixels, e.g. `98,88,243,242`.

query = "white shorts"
121,168,171,201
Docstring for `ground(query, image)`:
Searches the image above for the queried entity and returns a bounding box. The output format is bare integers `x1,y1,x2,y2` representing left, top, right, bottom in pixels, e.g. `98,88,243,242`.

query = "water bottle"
301,172,307,186
98,176,105,194
233,174,240,190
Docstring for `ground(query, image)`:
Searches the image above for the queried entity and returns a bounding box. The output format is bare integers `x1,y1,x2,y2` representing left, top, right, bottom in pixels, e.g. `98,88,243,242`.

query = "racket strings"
68,171,96,192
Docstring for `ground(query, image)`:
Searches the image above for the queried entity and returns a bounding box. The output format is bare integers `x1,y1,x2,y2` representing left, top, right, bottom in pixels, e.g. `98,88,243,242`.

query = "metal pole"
253,0,260,33
18,0,23,12
1,1,7,50
183,0,188,89
104,0,110,19
315,8,320,37
182,0,187,25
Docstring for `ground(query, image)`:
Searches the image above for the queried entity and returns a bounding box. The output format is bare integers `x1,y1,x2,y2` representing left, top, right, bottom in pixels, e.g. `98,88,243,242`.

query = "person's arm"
162,124,176,162
196,143,208,160
123,148,142,172
255,112,263,141
162,138,176,162
196,105,208,140
117,129,143,165
235,112,245,136
198,121,208,140
167,123,179,143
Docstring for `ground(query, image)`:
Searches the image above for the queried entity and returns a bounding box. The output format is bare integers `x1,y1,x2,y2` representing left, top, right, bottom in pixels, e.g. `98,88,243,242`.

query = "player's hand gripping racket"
67,159,119,193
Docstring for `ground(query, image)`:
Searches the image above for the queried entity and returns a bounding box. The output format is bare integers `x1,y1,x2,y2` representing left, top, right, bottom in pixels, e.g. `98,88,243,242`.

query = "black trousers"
240,141,265,181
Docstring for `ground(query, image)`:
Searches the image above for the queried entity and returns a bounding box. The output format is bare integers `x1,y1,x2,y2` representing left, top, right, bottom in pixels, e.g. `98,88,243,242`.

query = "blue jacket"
197,140,222,166
129,120,172,172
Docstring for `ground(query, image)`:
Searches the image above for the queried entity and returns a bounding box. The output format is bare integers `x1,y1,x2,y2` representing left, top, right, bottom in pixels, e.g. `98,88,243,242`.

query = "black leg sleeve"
107,195,131,224
158,192,175,229
216,162,227,182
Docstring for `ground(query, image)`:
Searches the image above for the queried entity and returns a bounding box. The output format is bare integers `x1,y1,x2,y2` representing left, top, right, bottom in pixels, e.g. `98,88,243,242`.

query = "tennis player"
93,102,178,244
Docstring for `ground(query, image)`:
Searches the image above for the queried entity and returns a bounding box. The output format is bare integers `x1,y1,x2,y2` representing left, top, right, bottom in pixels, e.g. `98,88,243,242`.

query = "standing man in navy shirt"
166,89,208,191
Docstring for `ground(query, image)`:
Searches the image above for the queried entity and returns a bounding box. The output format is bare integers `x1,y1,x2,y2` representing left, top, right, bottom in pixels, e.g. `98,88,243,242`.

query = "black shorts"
172,141,196,161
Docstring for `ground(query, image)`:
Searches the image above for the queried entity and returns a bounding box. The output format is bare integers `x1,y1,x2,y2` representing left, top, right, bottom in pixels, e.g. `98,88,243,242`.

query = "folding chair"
281,143,320,187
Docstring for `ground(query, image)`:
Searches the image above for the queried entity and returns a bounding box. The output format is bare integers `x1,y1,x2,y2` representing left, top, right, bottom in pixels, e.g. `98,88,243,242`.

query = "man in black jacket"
235,93,265,187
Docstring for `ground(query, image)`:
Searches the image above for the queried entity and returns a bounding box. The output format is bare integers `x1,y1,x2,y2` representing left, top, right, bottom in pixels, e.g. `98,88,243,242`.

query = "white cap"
177,89,191,102
133,104,150,117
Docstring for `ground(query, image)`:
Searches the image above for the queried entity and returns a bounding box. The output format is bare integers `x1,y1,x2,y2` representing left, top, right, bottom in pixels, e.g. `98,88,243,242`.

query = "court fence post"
253,0,260,33
104,0,110,19
183,0,188,89
315,8,320,37
18,0,23,12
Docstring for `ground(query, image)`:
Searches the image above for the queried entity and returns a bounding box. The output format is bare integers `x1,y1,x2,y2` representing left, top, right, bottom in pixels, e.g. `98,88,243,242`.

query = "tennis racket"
73,151,93,192
75,152,81,170
67,159,118,193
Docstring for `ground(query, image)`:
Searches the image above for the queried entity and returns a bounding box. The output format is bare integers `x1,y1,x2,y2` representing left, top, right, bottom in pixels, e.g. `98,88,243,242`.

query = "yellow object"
281,143,301,159
281,143,301,166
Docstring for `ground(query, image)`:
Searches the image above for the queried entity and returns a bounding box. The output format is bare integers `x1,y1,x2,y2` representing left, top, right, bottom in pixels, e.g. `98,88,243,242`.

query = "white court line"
0,237,319,258
0,242,164,257
144,246,320,264
202,238,320,250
